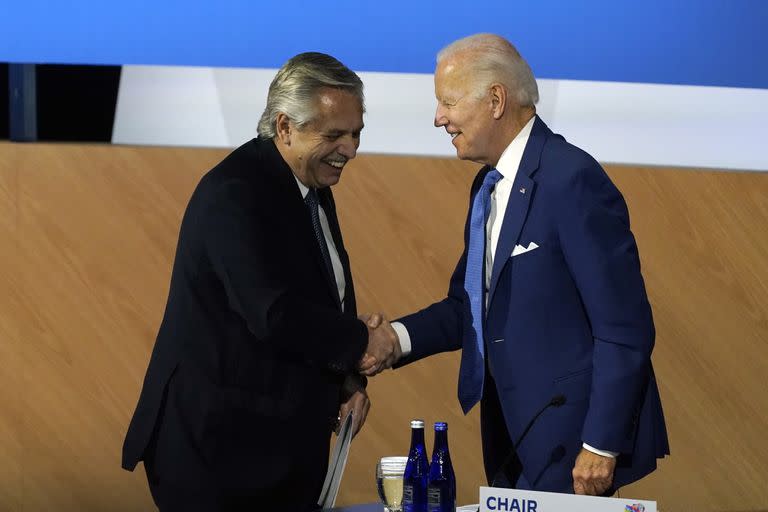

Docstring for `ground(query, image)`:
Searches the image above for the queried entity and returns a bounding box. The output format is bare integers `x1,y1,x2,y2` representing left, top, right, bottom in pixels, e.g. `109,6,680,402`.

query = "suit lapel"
258,139,345,312
318,188,346,312
321,190,356,315
487,116,548,304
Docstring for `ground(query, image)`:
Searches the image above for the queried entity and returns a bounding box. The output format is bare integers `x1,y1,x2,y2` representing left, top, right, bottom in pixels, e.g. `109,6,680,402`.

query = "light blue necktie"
459,168,502,413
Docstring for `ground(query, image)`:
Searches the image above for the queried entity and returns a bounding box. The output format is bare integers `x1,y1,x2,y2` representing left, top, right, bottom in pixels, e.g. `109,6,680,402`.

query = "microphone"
490,394,566,487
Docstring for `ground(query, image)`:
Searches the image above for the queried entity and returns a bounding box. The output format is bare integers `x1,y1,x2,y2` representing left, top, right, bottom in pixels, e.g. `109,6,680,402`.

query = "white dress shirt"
391,117,616,457
294,176,346,311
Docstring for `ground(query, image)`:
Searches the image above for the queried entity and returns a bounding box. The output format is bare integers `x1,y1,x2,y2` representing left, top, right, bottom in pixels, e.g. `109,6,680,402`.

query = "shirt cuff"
390,322,412,357
582,443,618,458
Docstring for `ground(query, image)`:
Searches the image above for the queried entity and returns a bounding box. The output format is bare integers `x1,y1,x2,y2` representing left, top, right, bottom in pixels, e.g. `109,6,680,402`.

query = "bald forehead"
436,51,477,87
439,47,484,72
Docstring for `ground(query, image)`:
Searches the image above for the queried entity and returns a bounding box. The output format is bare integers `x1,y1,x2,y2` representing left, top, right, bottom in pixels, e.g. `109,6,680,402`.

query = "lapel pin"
519,187,526,194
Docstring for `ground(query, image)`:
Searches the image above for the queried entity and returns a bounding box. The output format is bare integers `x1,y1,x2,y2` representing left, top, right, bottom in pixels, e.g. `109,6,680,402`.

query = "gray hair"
437,34,539,107
257,52,364,138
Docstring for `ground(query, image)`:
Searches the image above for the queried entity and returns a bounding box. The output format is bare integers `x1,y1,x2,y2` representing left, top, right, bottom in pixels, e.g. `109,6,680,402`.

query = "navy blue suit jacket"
398,116,669,492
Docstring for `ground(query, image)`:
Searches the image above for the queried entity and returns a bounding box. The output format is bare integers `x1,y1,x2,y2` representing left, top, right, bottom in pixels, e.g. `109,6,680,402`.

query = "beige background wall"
1,142,767,511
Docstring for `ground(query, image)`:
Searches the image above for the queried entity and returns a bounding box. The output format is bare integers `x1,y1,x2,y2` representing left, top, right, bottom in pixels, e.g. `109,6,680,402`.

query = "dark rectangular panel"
36,64,121,142
8,64,37,142
0,63,8,139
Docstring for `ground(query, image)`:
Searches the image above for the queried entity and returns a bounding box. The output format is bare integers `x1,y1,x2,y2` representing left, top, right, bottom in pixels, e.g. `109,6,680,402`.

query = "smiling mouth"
323,159,346,170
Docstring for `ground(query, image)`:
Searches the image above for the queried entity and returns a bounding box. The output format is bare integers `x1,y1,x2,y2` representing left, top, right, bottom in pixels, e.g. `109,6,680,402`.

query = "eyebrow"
437,91,460,102
325,124,365,135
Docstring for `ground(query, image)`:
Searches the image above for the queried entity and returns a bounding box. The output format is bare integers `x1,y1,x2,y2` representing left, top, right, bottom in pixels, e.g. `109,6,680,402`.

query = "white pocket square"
511,242,539,257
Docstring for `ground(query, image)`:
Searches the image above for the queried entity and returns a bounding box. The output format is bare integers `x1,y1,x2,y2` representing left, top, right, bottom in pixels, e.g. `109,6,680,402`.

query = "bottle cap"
434,421,448,431
410,419,425,428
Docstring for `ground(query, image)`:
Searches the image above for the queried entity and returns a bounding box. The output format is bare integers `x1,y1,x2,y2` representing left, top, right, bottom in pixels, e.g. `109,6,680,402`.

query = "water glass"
376,456,407,512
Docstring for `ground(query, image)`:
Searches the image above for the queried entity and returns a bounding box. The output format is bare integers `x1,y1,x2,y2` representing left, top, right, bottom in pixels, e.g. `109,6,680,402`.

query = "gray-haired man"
122,52,399,511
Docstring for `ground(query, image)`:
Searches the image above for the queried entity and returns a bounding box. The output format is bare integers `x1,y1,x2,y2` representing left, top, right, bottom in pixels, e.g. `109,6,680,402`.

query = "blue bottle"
403,419,429,512
427,422,456,512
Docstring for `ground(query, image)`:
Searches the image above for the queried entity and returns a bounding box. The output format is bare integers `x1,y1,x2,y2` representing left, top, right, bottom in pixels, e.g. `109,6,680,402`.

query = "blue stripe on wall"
1,0,766,89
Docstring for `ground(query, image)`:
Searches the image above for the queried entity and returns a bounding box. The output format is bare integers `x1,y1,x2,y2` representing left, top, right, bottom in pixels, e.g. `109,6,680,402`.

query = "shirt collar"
293,174,310,199
495,115,536,179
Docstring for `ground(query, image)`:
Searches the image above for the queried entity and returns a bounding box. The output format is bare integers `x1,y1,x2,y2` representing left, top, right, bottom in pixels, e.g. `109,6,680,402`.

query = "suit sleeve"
203,181,367,374
556,163,655,454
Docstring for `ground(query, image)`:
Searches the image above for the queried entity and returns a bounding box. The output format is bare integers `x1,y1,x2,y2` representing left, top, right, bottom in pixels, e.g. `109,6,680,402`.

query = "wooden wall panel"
607,168,768,508
5,143,226,511
0,142,23,512
1,141,767,511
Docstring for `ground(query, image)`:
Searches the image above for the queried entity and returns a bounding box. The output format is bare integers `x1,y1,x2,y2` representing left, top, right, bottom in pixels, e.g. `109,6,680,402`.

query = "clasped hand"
572,448,617,496
357,313,400,376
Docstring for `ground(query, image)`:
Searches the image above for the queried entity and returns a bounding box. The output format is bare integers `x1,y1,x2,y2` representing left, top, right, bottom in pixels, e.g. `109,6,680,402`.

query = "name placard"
479,487,656,512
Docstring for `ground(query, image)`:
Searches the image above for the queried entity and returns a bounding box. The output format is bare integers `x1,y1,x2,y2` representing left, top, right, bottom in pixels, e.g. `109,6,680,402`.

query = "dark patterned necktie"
305,188,336,283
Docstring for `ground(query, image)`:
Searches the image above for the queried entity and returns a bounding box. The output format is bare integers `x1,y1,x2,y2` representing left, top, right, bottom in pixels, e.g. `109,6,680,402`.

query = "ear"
275,112,292,145
489,83,507,120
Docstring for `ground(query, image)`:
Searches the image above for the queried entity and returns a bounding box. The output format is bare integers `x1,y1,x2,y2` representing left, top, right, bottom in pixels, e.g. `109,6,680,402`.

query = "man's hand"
572,448,617,495
357,313,400,376
337,375,370,439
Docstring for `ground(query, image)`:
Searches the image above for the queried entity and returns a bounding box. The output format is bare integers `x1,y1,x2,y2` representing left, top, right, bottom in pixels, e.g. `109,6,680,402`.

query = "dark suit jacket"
122,137,367,507
398,116,669,492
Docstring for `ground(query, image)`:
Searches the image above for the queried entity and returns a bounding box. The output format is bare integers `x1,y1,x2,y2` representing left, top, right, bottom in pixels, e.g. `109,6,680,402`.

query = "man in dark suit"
122,52,400,511
363,34,669,495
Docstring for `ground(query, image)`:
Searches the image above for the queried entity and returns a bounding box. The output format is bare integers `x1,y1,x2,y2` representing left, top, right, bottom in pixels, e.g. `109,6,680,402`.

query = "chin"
454,142,471,161
455,149,473,162
322,174,342,187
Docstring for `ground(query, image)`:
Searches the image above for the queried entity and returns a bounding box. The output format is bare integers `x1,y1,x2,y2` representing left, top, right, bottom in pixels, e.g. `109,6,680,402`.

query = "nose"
434,104,448,128
337,134,358,160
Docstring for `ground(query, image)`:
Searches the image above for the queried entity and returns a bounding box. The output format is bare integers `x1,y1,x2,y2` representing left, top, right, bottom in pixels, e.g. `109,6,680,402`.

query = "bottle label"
427,484,455,511
403,484,414,503
427,487,444,511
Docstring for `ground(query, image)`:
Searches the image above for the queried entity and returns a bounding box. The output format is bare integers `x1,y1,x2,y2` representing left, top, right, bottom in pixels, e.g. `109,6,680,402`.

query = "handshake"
358,313,401,376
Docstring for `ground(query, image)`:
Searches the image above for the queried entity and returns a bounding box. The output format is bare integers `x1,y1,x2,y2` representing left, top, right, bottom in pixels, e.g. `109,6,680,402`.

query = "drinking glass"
375,456,407,512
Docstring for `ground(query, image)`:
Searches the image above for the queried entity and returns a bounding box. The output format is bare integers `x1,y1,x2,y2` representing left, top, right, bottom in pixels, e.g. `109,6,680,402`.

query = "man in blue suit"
362,34,669,495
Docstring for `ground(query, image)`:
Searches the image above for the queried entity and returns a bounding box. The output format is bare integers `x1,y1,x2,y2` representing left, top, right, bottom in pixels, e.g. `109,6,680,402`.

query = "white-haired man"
364,34,669,496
